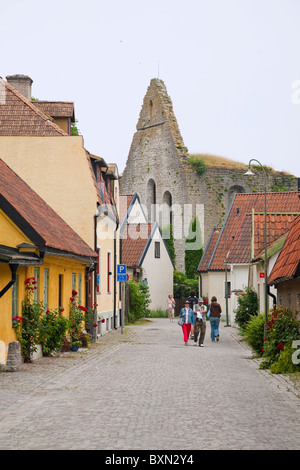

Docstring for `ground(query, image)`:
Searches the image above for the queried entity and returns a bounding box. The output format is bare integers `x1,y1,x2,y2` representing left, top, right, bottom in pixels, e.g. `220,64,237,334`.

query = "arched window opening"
162,190,172,227
228,185,246,207
147,179,156,222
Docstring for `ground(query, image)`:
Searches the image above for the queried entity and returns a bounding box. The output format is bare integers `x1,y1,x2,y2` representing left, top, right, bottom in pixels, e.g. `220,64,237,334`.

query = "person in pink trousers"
179,300,195,345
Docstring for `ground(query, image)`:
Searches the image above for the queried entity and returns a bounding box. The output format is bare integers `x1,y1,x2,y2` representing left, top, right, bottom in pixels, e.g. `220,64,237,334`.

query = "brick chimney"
6,74,33,100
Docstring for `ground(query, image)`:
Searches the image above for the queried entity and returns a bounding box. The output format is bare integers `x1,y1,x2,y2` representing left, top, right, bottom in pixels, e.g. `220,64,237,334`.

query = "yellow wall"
0,135,98,249
0,255,89,362
0,210,33,247
96,175,120,330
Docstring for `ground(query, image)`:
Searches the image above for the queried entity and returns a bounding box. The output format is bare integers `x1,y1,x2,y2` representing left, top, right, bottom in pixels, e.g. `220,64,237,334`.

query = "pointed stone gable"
136,79,187,155
120,78,191,271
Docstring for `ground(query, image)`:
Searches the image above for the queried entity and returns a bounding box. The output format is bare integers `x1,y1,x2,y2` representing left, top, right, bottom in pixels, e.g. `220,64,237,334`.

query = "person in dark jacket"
209,296,222,341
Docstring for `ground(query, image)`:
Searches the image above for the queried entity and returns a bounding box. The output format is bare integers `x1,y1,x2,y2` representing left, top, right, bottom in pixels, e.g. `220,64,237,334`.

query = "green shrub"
39,307,69,356
242,314,265,356
189,156,206,176
128,280,151,322
12,277,44,362
185,216,203,279
234,288,259,330
260,306,300,369
162,224,176,267
270,342,300,374
173,270,198,299
148,309,168,318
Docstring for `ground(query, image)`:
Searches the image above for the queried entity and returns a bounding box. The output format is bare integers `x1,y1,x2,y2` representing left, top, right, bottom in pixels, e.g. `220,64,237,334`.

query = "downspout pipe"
267,285,276,309
198,272,202,298
92,214,98,342
0,264,18,298
113,218,119,329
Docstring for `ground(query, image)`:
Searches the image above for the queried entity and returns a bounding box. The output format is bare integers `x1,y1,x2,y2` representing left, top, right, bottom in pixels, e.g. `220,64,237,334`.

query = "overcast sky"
1,0,300,177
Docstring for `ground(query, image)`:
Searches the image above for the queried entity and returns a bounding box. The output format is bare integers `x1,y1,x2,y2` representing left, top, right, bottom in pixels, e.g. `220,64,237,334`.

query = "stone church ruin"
120,78,297,273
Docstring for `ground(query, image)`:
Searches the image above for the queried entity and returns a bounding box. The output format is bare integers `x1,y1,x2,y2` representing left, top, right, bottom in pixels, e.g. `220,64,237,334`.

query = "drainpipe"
0,264,18,298
113,219,119,329
91,214,99,342
198,272,202,298
267,285,276,309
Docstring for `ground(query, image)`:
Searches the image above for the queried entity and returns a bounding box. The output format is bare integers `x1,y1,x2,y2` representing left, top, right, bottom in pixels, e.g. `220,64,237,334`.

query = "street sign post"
117,264,127,274
117,265,128,334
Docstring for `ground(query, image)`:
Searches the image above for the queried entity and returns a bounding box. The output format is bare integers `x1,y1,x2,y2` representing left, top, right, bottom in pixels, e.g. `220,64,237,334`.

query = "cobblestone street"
0,318,299,450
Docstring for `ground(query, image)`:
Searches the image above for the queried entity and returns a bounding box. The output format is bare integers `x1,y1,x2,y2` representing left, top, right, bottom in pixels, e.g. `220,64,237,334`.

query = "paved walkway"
0,318,299,450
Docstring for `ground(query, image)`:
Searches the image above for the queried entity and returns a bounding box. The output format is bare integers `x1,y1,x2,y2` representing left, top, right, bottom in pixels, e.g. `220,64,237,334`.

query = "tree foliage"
185,216,203,279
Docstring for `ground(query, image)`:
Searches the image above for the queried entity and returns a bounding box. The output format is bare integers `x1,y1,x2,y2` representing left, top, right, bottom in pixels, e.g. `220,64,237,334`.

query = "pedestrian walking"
193,298,207,347
179,300,195,345
187,290,198,339
208,296,222,341
167,294,176,322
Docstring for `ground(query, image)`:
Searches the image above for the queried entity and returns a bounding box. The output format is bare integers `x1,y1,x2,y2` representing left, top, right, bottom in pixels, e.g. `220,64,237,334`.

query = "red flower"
93,323,98,327
101,318,105,323
278,342,284,350
72,290,78,296
79,306,88,312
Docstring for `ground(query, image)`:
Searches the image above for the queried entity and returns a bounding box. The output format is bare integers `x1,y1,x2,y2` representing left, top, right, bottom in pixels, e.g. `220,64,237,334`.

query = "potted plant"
71,340,81,352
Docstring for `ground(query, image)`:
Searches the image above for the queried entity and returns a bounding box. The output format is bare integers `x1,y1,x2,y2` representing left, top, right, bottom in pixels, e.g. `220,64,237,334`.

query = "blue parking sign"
117,264,126,274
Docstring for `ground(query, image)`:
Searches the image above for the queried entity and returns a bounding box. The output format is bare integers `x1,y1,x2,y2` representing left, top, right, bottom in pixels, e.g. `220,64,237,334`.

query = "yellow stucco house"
0,74,120,338
0,159,97,363
90,156,120,335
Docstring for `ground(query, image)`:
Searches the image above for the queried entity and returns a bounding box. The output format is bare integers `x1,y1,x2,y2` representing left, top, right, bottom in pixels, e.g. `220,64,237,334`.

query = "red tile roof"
0,79,68,136
226,211,299,264
226,213,252,264
198,226,222,272
252,212,298,258
32,100,75,121
0,159,96,260
268,214,300,284
199,192,300,272
121,223,153,266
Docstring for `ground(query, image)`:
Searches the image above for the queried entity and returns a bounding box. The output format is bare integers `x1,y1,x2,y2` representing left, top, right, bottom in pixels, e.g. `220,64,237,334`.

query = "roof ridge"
3,80,68,136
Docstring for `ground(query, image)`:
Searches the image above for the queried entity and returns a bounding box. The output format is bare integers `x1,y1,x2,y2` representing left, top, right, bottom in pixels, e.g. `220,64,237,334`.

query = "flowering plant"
260,306,300,370
15,277,44,362
12,315,23,329
68,290,89,348
39,307,68,356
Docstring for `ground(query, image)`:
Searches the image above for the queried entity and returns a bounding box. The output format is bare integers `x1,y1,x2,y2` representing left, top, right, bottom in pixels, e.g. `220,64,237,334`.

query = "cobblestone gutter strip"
228,324,300,400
